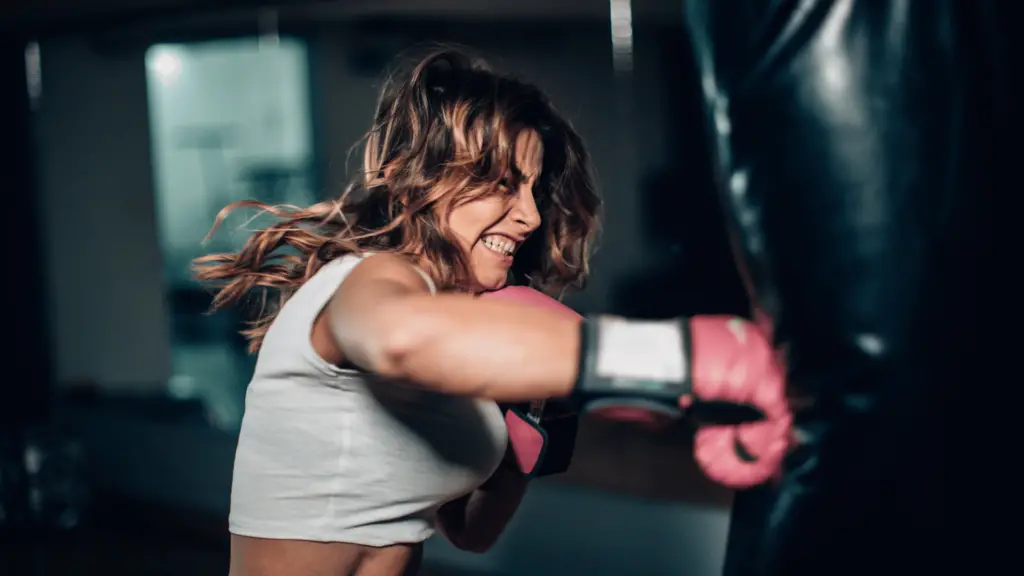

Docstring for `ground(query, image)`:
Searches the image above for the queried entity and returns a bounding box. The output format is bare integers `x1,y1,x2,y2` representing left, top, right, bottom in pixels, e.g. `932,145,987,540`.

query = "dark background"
3,1,753,574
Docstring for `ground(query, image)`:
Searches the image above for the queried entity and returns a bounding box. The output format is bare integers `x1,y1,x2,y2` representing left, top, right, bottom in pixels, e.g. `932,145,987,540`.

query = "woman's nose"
511,188,541,231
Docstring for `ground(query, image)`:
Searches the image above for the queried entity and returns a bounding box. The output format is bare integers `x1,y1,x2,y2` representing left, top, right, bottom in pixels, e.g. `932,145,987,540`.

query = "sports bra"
228,253,508,545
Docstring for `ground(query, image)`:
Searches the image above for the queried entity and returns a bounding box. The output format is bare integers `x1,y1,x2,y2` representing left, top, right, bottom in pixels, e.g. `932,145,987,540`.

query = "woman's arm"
435,444,529,553
326,253,580,401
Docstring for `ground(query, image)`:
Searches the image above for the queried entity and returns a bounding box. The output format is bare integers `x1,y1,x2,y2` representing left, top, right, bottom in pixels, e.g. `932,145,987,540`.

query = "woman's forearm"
375,294,581,401
437,450,529,553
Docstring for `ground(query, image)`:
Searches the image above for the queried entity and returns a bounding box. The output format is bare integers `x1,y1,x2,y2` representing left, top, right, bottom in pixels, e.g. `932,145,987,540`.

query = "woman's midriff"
230,534,424,576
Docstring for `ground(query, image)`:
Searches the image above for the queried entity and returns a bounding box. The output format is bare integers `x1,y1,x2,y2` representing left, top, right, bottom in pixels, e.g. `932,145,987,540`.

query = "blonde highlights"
194,47,601,352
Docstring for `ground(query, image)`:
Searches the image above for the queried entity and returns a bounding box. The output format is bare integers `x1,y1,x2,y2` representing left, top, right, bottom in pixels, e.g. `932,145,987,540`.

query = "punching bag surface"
680,1,987,574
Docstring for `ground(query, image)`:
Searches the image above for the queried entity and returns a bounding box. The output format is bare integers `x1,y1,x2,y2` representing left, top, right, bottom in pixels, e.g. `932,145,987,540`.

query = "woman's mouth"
481,234,517,258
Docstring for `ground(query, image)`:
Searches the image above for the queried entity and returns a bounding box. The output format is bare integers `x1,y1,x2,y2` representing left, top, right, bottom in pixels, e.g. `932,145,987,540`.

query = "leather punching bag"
680,1,994,574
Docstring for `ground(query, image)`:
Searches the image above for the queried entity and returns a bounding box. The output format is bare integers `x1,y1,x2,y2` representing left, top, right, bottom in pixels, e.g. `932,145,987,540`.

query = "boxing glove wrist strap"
574,315,693,415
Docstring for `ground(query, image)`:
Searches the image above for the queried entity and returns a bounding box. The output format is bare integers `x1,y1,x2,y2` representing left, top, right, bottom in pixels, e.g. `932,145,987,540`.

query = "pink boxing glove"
687,316,791,488
481,285,582,319
480,286,581,478
573,314,792,489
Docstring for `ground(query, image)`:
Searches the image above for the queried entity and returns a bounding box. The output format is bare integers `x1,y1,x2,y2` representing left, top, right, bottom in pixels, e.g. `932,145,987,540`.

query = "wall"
146,37,315,284
34,21,693,390
34,19,732,576
34,38,172,393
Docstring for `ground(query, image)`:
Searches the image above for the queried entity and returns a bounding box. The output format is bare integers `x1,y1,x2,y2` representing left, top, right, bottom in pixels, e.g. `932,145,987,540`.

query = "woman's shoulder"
311,251,400,282
333,251,437,295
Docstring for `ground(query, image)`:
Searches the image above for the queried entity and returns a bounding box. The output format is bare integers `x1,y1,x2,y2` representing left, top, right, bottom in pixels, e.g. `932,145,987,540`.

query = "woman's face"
448,129,544,293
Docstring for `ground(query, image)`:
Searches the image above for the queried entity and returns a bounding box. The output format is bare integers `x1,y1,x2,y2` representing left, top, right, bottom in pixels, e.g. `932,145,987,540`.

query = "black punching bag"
680,1,993,574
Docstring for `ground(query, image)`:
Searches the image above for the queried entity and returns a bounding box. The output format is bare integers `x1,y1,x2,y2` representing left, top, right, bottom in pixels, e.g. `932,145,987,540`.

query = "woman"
195,47,601,575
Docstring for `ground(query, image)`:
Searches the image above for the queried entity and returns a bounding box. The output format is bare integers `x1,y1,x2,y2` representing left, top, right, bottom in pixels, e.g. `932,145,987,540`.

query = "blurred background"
2,0,753,574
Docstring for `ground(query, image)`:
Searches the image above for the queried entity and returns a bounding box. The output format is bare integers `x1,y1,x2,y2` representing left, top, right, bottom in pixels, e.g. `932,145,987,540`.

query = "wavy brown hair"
194,47,602,352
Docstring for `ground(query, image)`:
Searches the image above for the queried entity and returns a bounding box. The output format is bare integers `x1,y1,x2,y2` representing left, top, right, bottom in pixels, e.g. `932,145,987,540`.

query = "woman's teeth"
482,235,515,256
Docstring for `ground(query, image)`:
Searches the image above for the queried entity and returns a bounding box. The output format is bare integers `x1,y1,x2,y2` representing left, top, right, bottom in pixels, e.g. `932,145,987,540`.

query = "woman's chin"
474,275,509,293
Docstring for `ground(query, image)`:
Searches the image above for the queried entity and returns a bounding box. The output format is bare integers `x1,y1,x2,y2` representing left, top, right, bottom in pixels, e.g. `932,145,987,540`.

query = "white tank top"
228,253,508,545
